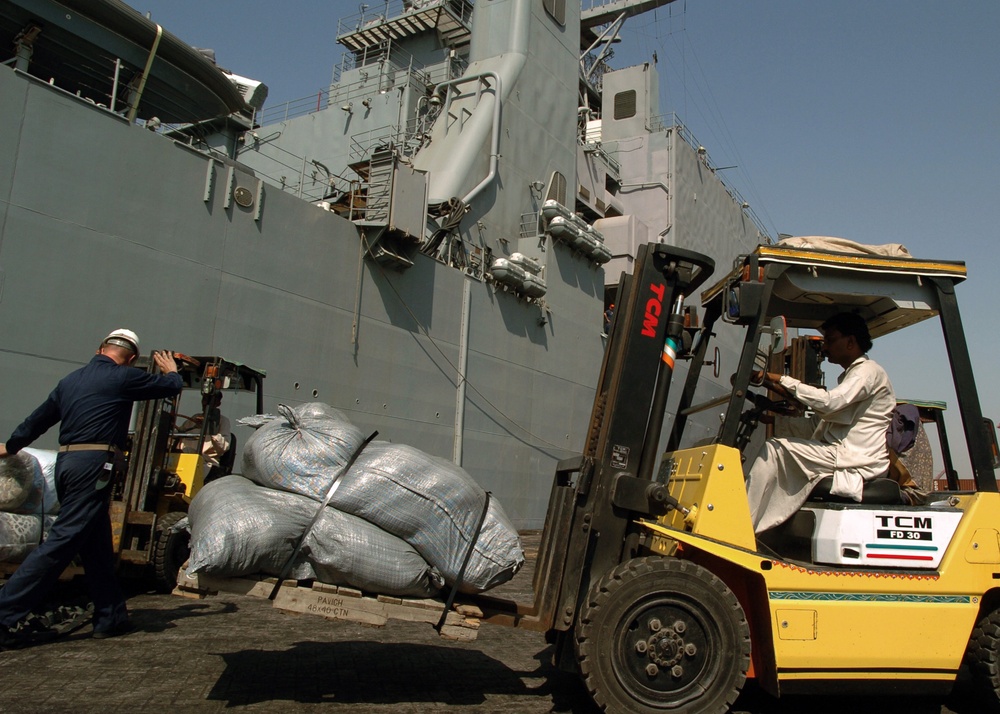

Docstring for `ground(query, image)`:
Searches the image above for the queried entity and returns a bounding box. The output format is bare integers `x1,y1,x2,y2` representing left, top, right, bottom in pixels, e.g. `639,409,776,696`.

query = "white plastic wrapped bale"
187,476,443,597
21,449,59,511
242,403,365,500
0,451,35,511
9,449,60,515
0,513,56,562
330,442,524,594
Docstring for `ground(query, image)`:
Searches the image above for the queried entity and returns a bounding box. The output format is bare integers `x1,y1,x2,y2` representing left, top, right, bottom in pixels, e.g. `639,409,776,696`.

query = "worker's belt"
58,443,121,455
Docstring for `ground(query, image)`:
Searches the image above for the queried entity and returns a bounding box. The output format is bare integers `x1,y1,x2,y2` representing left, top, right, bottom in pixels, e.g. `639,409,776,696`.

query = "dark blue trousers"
0,451,127,631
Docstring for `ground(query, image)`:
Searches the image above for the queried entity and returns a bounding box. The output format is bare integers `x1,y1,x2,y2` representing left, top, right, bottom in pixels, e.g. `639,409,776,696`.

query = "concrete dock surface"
0,532,984,713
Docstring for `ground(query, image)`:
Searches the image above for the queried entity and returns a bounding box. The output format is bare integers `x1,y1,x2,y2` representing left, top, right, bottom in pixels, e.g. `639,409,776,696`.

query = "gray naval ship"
0,0,767,527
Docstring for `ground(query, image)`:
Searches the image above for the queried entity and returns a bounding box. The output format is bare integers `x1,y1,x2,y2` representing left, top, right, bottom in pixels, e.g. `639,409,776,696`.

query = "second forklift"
112,354,265,591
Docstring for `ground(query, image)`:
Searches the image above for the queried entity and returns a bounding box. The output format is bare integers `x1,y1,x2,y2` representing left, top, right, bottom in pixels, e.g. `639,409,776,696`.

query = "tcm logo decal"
641,283,666,337
875,514,933,541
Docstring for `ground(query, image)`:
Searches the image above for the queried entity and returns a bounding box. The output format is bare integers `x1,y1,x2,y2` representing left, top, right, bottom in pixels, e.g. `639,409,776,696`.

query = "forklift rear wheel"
153,511,190,593
967,607,1000,704
577,557,750,713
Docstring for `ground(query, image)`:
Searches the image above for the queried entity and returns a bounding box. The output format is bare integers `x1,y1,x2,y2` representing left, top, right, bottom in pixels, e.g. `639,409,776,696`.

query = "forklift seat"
807,475,903,505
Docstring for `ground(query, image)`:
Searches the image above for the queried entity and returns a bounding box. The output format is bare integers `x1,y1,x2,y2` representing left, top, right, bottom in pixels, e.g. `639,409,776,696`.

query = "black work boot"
0,624,18,651
92,620,134,640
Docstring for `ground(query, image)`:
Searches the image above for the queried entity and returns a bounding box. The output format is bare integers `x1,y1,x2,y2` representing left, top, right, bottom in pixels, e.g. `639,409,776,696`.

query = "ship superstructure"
0,0,766,526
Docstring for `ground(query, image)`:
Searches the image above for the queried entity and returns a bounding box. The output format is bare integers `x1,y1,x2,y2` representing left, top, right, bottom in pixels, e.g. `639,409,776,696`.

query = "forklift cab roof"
701,243,967,337
691,241,997,492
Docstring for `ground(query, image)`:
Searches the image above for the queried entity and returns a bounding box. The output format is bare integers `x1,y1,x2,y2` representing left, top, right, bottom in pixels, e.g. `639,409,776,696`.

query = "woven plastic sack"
187,475,315,580
302,507,444,597
187,476,443,597
9,449,60,515
0,512,56,562
330,442,524,593
242,403,366,500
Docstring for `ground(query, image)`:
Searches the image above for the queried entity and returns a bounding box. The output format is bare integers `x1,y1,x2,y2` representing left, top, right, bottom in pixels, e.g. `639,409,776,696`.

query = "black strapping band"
435,490,491,632
269,430,378,601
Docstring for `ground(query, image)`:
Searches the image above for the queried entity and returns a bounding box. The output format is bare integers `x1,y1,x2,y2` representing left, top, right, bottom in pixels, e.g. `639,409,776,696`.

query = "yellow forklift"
181,242,999,712
113,355,265,591
483,241,999,711
611,243,1000,710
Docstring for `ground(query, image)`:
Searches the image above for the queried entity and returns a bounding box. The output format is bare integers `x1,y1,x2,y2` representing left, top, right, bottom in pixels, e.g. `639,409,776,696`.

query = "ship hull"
0,68,605,527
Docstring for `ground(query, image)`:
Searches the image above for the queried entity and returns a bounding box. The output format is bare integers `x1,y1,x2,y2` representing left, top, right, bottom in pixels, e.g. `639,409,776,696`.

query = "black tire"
966,608,1000,709
153,511,190,593
576,557,750,714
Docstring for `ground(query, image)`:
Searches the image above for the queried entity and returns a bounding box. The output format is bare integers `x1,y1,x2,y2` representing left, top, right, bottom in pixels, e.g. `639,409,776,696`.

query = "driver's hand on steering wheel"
753,371,795,398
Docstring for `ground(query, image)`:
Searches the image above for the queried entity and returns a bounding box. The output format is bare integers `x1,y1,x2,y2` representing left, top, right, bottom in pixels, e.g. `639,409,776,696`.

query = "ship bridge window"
614,90,637,120
543,0,566,26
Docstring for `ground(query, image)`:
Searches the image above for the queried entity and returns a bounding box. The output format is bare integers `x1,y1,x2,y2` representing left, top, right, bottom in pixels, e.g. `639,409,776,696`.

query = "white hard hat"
103,328,140,354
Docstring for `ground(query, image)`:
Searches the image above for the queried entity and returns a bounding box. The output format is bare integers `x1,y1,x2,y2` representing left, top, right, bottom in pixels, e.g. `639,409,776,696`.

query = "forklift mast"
533,243,714,644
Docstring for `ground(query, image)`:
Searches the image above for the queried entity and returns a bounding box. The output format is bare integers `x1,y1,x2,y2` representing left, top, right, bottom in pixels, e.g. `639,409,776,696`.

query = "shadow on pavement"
206,639,600,711
129,599,239,633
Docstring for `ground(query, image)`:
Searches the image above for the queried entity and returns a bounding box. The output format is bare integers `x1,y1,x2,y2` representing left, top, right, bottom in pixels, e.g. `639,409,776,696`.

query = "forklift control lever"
646,482,688,514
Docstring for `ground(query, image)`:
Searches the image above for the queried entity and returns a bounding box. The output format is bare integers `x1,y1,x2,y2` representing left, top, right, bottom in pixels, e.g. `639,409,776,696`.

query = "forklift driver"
177,392,231,479
744,312,896,533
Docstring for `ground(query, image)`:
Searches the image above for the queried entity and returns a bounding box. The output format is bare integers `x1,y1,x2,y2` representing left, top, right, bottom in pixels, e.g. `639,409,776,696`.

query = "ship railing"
579,135,622,177
333,38,431,82
580,0,654,12
336,0,475,41
258,63,428,128
651,112,772,241
235,136,355,202
349,123,424,163
332,38,464,89
261,41,466,128
402,113,437,146
423,53,469,86
520,212,541,240
258,89,335,126
261,43,450,128
11,52,141,122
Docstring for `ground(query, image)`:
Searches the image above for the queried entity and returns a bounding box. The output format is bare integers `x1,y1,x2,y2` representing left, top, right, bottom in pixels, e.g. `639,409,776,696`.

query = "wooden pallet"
174,567,483,641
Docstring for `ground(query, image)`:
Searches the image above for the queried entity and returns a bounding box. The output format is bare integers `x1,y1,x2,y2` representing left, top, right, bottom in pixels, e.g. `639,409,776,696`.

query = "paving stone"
0,532,976,713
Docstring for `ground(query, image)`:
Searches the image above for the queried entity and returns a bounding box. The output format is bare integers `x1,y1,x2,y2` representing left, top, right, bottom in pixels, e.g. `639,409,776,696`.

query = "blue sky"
128,0,999,475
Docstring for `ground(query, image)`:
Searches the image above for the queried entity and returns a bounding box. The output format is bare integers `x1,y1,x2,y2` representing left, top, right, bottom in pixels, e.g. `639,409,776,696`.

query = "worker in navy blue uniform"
0,329,182,647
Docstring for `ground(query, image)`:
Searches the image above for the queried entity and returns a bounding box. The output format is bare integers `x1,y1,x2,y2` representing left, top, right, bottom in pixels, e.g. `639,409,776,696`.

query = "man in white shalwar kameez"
745,313,895,533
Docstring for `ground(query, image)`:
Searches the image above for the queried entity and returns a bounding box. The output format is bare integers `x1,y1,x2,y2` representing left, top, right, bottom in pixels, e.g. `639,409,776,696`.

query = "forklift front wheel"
153,511,190,593
967,606,1000,706
576,557,750,714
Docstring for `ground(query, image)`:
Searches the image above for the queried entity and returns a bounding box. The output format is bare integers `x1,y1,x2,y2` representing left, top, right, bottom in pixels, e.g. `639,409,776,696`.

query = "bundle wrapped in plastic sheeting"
187,476,443,597
302,507,444,597
0,512,56,562
330,442,524,594
242,403,365,501
12,449,60,515
187,475,315,580
242,403,523,594
0,452,35,511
